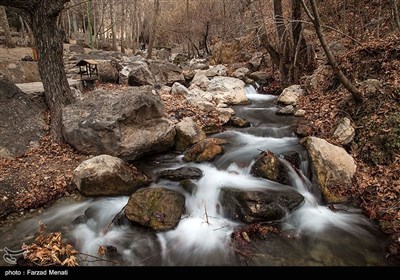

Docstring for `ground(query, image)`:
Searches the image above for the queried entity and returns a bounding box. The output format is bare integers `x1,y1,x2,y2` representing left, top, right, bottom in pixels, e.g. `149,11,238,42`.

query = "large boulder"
97,59,122,84
148,61,185,86
171,82,190,96
0,77,46,158
300,137,357,203
62,86,176,161
189,58,209,70
193,64,227,80
125,187,185,231
127,61,155,86
189,74,210,90
0,61,41,83
220,188,304,223
206,76,249,105
303,65,331,93
277,85,303,106
248,52,264,71
248,71,269,84
175,117,206,151
232,67,250,80
73,155,148,196
251,151,289,185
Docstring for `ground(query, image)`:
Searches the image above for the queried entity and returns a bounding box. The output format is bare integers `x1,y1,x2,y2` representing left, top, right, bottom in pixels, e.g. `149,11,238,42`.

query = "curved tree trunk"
0,0,73,142
301,0,363,103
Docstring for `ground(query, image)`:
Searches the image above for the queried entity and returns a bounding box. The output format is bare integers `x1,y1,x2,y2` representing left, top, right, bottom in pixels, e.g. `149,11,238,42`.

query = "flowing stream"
0,86,391,266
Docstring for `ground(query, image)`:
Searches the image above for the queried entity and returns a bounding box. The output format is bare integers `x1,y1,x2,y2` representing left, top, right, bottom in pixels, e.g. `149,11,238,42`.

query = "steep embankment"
297,34,400,263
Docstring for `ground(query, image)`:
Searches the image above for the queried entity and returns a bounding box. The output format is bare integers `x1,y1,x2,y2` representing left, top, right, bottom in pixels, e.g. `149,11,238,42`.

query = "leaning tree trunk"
0,6,14,48
301,0,363,103
31,3,74,142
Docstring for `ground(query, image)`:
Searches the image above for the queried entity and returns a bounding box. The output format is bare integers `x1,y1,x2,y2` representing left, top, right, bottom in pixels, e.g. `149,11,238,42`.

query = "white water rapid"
0,85,390,266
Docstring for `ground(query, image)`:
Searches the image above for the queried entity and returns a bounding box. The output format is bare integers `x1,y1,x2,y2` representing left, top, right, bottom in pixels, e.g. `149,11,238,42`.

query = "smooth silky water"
0,86,390,266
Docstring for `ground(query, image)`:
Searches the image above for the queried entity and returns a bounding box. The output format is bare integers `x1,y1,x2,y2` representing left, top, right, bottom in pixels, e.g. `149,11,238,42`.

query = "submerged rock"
220,188,304,223
159,167,203,181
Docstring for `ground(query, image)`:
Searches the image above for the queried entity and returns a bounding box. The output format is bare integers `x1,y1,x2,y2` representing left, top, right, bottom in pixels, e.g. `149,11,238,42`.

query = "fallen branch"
103,206,126,234
78,252,118,265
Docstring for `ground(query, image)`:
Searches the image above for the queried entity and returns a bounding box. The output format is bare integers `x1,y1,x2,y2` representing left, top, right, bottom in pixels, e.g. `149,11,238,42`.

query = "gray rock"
301,137,356,203
159,167,203,181
277,105,295,115
220,188,304,223
0,61,40,83
97,59,122,84
127,62,155,86
249,71,269,84
232,67,250,80
148,60,185,86
251,151,289,185
333,117,355,145
62,86,176,161
175,117,206,151
171,82,190,96
231,116,251,128
277,85,303,106
73,155,148,196
0,77,46,158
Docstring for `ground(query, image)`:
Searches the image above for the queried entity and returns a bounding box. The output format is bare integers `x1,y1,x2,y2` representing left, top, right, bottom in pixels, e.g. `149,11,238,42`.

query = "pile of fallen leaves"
22,222,78,266
0,134,87,220
296,35,400,263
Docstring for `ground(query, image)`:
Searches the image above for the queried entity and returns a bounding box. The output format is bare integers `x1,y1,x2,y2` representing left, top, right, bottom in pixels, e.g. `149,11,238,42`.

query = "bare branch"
103,206,126,234
289,19,363,47
300,0,315,23
302,0,363,103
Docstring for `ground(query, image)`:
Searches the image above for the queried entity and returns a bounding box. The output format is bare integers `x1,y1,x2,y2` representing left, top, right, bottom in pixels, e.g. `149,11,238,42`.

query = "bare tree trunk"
256,0,280,74
0,6,15,48
0,0,74,142
301,0,363,103
109,0,117,51
292,0,306,83
147,0,160,59
72,10,78,33
131,0,140,52
81,3,86,33
120,1,125,53
19,15,25,39
66,8,71,40
393,0,400,30
273,0,285,42
377,0,382,38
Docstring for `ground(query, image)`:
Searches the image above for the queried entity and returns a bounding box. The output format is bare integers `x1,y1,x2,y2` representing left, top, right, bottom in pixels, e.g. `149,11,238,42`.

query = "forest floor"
0,37,399,264
297,34,400,264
